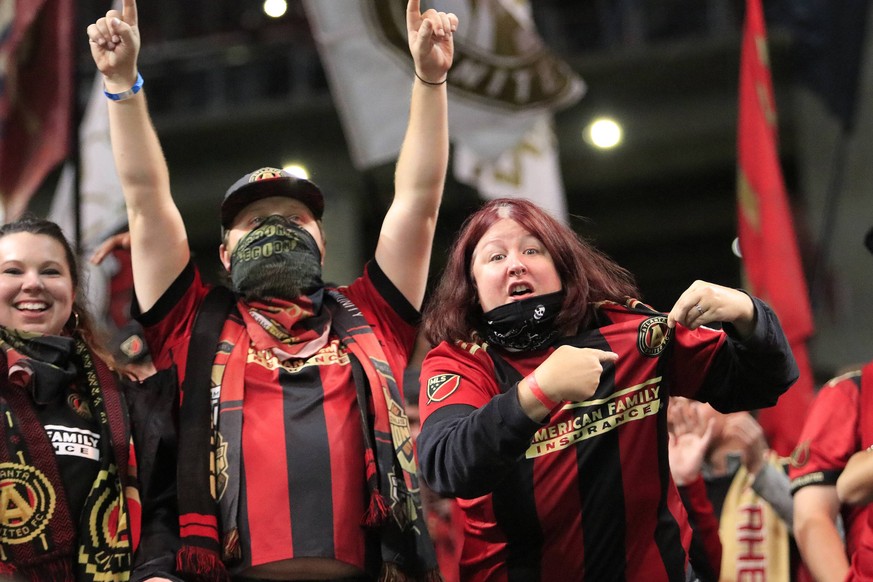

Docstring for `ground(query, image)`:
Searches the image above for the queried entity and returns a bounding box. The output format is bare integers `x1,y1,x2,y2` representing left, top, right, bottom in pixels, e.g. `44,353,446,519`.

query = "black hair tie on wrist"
414,70,447,86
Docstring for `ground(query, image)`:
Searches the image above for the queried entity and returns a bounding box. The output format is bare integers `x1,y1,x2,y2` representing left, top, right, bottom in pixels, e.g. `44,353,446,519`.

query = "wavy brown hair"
422,198,639,346
0,214,111,364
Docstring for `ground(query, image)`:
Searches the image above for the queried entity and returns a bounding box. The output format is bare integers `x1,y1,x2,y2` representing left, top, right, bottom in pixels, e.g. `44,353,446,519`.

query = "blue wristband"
103,72,143,101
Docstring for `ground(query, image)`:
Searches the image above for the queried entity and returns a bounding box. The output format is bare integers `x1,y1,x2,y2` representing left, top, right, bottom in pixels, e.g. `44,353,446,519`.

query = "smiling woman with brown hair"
0,214,177,582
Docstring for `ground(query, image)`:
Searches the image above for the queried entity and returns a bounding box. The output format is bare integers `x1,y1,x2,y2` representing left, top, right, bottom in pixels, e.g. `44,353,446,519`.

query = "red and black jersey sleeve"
418,341,545,499
341,260,420,377
788,371,861,491
788,369,873,556
674,296,799,412
135,260,210,383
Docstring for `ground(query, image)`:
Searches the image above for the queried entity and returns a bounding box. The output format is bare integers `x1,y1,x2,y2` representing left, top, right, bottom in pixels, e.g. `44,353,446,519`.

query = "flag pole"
70,1,83,252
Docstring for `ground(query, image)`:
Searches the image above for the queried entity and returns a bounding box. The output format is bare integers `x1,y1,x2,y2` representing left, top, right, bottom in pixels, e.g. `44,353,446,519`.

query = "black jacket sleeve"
695,296,799,413
417,383,544,499
125,367,184,582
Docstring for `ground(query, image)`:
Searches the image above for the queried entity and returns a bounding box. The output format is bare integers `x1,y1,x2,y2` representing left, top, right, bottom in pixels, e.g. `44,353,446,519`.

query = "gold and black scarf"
0,328,140,582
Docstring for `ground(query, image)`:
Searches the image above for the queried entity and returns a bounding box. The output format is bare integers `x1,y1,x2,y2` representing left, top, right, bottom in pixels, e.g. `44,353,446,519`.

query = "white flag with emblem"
301,0,584,182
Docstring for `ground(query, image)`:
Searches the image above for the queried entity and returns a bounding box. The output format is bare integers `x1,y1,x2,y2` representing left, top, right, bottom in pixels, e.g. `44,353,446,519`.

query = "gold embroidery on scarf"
77,466,132,581
0,462,56,544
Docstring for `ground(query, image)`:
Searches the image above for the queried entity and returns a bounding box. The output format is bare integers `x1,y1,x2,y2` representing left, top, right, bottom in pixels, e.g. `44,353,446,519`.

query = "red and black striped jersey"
678,476,722,582
139,260,419,573
418,297,797,582
788,368,869,558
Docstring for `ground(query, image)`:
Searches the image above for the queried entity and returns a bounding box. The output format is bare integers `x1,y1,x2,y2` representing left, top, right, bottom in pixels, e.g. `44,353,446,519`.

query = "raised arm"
88,0,189,312
375,0,457,309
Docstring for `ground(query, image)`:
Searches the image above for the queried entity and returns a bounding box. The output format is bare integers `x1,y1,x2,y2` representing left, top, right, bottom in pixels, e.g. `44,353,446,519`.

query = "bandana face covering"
230,215,324,302
479,290,564,351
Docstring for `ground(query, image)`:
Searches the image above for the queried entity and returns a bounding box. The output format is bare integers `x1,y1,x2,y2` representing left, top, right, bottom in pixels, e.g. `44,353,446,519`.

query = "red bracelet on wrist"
526,372,561,412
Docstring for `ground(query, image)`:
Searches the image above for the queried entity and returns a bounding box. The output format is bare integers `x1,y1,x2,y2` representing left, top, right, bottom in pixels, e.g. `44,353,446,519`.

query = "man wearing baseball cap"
89,0,457,580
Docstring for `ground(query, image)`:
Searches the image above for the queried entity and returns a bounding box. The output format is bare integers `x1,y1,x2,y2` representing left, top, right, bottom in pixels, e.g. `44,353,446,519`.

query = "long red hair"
423,198,639,346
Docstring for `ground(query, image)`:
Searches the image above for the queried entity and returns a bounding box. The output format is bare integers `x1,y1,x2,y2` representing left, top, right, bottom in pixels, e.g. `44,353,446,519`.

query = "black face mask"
230,215,323,302
478,291,564,351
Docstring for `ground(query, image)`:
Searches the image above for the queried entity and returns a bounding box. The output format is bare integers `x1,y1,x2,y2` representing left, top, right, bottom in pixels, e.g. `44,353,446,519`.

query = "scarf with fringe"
176,287,438,581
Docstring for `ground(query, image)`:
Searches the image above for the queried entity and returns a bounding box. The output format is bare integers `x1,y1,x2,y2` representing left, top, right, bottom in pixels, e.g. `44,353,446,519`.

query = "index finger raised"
406,0,421,24
122,0,138,27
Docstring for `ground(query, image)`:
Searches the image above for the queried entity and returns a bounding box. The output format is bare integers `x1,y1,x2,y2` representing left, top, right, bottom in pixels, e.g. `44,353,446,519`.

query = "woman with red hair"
416,197,799,581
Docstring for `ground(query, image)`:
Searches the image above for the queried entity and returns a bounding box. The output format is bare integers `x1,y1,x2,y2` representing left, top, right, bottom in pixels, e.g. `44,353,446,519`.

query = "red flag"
0,0,73,221
737,0,816,456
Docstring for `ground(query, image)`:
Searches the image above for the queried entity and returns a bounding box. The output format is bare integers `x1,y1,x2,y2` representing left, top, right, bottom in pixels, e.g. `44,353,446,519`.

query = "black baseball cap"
220,167,325,230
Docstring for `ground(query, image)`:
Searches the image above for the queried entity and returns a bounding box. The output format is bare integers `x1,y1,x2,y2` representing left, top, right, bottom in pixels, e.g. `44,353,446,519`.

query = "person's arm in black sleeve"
417,383,543,499
126,368,183,582
130,438,182,581
697,296,799,413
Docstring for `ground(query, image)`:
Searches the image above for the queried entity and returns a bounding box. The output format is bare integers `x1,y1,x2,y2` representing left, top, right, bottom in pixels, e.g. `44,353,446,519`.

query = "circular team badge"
0,462,57,545
638,316,670,357
790,440,811,469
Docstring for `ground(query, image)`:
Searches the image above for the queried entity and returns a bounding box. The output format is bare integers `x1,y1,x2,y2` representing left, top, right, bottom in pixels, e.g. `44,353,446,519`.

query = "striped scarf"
0,328,139,582
175,287,438,581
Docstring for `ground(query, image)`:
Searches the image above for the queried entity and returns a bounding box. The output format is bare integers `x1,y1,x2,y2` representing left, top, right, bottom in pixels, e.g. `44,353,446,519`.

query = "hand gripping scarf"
0,328,140,582
175,287,439,581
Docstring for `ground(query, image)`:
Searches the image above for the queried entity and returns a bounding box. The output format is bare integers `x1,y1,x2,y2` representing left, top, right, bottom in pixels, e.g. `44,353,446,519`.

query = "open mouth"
15,302,49,313
509,284,532,298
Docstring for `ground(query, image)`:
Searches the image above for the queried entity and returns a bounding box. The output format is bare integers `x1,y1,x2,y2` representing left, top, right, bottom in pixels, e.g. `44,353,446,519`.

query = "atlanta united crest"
638,316,670,357
790,440,811,469
0,462,57,545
